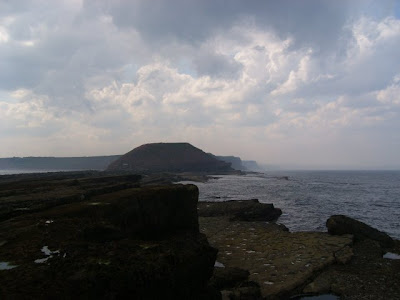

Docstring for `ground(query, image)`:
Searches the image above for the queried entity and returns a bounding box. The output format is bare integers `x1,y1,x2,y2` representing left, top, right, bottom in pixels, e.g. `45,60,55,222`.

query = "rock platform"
199,201,400,299
0,172,217,299
200,216,353,299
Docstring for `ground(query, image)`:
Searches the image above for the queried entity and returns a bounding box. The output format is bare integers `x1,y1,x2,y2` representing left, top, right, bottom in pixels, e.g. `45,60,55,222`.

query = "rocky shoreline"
0,171,399,299
199,201,400,299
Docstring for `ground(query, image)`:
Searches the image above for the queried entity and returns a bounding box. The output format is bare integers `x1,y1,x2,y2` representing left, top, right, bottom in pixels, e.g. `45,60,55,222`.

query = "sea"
185,171,400,239
1,169,399,239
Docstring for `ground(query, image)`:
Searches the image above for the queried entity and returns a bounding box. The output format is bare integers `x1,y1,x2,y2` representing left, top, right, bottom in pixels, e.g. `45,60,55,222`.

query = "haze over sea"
189,170,400,239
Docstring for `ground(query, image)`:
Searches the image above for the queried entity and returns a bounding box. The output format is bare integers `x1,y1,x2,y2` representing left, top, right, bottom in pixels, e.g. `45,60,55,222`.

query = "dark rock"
98,184,200,238
326,215,394,248
220,281,262,300
0,172,142,222
210,267,250,289
234,283,262,300
0,182,217,299
198,199,282,222
231,205,282,222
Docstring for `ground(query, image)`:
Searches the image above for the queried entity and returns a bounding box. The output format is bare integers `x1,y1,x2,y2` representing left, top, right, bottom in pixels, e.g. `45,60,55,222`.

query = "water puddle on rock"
291,294,339,300
14,207,30,211
383,252,400,260
214,261,225,268
0,262,18,270
34,246,60,264
87,202,110,206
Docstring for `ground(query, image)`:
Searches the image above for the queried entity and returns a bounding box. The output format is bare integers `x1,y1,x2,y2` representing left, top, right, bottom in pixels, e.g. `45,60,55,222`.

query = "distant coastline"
0,155,121,172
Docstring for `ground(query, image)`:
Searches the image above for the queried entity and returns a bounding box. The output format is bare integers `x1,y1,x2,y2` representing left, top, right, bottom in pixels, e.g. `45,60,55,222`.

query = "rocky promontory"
107,143,234,173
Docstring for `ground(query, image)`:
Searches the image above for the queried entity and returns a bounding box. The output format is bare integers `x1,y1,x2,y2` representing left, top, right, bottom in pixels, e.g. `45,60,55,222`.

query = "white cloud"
376,82,400,105
0,26,9,43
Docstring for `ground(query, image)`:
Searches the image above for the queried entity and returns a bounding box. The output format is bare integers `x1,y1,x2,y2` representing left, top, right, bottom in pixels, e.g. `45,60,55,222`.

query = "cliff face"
215,156,245,171
0,175,218,299
107,142,232,173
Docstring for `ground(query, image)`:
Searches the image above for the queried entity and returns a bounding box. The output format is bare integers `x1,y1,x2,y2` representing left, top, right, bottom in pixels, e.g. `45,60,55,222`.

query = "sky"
1,0,400,169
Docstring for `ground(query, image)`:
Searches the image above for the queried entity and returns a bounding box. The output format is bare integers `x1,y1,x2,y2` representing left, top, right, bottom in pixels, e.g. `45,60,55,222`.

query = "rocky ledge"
198,199,282,222
199,200,400,300
0,173,217,299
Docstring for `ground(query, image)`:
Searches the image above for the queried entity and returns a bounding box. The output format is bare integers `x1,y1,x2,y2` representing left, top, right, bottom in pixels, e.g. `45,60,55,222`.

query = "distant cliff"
107,143,233,173
242,160,264,172
0,156,121,171
216,156,264,172
215,155,245,170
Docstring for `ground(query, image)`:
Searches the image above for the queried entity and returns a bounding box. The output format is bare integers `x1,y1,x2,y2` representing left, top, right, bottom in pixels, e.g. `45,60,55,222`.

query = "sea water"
189,171,400,239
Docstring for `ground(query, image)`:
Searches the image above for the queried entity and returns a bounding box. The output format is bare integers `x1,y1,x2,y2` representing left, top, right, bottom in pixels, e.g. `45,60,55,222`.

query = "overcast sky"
1,0,400,169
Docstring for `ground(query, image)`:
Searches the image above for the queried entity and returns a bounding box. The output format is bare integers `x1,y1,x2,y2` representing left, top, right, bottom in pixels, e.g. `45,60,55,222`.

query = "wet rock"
0,183,217,299
198,199,282,222
326,215,394,248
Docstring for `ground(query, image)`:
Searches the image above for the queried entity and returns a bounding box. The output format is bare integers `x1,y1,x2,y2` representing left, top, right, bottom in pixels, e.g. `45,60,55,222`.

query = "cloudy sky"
1,0,400,169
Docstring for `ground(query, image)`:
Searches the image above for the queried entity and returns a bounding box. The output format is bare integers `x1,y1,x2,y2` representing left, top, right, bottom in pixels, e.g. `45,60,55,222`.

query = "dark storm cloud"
93,0,366,51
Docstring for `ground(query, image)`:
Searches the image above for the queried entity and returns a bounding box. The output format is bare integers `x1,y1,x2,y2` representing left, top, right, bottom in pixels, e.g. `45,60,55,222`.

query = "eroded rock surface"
0,171,142,222
0,181,217,299
199,216,353,299
304,239,400,299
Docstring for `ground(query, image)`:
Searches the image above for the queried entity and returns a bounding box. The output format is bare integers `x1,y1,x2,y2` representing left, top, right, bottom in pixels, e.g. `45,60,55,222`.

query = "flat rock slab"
304,239,400,299
199,217,353,299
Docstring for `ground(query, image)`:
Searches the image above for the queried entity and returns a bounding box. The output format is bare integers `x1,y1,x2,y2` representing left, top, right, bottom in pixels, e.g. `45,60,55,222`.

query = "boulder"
326,215,394,248
198,199,282,222
231,204,282,222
